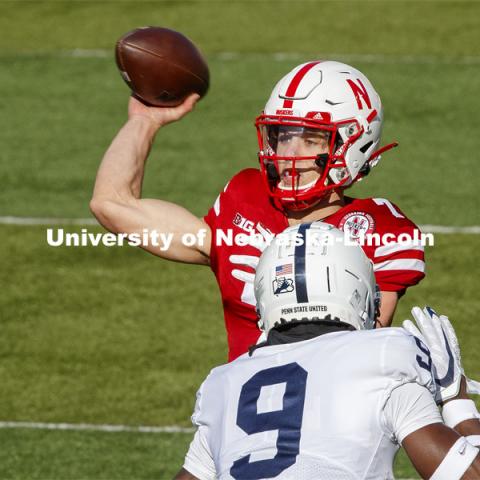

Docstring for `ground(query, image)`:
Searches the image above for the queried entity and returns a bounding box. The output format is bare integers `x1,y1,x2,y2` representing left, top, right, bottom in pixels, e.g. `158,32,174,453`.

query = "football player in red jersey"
91,61,426,361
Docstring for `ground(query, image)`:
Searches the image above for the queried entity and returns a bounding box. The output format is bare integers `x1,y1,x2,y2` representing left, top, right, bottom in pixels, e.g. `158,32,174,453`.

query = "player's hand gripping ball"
115,26,209,107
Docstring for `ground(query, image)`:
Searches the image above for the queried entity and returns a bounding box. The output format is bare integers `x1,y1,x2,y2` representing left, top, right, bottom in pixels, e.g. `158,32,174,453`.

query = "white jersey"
184,328,442,480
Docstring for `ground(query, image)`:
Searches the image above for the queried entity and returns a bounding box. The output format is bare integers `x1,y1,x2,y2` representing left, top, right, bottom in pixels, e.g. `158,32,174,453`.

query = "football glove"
229,223,274,285
403,306,480,404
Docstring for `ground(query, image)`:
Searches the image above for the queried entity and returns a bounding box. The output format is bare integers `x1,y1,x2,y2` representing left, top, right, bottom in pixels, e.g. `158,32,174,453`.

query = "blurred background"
0,1,479,478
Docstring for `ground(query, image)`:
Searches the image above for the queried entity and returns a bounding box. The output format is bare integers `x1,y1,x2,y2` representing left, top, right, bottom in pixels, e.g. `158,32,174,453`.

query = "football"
115,26,209,107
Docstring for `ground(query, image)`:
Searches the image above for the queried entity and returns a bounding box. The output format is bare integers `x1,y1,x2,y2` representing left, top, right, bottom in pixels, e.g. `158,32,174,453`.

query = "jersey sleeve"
203,180,231,273
183,428,216,480
382,328,437,397
382,381,443,444
371,198,426,292
183,378,217,480
203,169,259,273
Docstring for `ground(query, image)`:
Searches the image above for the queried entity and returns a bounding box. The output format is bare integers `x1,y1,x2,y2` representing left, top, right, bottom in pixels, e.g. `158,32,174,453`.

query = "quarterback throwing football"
91,61,425,360
175,225,480,480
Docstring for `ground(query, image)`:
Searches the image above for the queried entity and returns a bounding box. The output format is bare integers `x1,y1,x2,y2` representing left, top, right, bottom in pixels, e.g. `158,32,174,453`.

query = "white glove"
403,306,480,403
230,254,259,285
229,224,274,284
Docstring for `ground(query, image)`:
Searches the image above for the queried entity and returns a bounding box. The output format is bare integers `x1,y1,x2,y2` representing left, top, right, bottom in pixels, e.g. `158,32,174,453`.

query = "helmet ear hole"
315,153,329,169
267,125,278,151
266,162,280,183
334,132,345,152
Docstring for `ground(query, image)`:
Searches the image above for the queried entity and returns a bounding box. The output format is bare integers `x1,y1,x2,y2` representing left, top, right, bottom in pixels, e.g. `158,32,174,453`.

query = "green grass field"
1,1,479,478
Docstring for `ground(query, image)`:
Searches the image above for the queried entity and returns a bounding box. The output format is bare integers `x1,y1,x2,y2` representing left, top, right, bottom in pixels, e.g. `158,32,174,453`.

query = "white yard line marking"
420,224,480,234
0,216,479,234
0,216,99,225
0,421,194,434
0,421,423,478
6,50,480,65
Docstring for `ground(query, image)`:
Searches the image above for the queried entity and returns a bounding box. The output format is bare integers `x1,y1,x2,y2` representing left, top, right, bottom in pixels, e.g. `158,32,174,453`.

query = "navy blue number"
230,362,308,479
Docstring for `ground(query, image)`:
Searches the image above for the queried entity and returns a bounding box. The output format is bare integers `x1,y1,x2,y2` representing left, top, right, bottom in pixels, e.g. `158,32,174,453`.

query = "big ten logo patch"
233,213,255,233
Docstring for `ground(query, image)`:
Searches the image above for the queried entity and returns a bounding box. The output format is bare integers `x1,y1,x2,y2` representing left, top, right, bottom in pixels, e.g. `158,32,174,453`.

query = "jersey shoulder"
204,168,271,221
379,327,436,396
324,329,436,395
346,197,420,232
219,168,265,201
204,168,286,234
191,361,232,425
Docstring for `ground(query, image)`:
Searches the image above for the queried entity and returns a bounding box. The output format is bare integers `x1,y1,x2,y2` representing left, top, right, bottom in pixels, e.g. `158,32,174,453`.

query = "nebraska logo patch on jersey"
339,212,375,242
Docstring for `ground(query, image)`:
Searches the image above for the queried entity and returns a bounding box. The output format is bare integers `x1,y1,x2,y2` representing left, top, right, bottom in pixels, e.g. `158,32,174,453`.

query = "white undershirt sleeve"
183,427,217,480
383,382,443,444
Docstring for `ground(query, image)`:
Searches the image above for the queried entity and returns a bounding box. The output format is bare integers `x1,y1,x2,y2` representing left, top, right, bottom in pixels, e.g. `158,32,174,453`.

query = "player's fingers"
231,269,255,284
410,307,429,336
440,315,462,362
229,255,259,269
466,379,480,395
412,306,440,343
423,306,444,340
181,93,201,111
439,314,458,347
256,224,274,248
402,319,423,339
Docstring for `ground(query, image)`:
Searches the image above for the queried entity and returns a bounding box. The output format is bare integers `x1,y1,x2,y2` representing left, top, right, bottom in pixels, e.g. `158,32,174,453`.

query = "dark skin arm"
402,379,480,479
402,423,480,479
173,468,200,480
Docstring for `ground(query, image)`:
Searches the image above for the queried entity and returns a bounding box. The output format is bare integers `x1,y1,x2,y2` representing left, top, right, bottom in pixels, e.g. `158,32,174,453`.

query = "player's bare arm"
173,468,199,480
402,378,480,479
445,378,480,438
90,94,211,264
376,291,398,327
401,309,480,478
402,422,480,479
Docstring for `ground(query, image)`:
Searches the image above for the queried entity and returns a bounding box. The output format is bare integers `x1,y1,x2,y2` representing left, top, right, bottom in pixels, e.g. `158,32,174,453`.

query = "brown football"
115,26,209,107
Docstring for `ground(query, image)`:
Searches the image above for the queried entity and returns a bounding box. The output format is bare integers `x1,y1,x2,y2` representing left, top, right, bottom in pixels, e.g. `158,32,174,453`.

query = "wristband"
430,437,478,480
442,399,480,429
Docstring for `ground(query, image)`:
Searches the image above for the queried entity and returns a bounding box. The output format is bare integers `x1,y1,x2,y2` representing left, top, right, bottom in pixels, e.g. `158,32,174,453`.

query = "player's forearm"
92,116,158,203
443,382,480,437
376,291,398,327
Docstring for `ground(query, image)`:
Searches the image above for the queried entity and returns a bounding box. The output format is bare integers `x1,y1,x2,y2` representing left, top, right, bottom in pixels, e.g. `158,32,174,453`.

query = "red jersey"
205,169,425,361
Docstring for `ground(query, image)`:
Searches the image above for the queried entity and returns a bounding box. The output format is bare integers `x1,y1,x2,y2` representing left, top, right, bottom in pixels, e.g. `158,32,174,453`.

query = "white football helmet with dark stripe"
254,223,378,333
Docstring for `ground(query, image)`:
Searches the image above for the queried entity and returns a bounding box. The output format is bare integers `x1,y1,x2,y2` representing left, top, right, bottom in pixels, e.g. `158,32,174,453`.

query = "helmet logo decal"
305,111,331,122
275,109,294,115
282,61,322,108
346,78,372,110
276,263,293,276
273,277,294,295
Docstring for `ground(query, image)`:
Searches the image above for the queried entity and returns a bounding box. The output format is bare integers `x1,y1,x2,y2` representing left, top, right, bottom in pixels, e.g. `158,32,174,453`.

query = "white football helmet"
254,223,379,333
256,61,397,211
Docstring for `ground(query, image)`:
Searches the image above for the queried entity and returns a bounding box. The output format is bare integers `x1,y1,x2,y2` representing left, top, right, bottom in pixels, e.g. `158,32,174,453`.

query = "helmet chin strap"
368,142,398,162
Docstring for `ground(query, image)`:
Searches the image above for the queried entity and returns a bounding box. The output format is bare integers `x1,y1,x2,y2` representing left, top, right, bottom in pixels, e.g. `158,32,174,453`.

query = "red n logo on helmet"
347,78,372,110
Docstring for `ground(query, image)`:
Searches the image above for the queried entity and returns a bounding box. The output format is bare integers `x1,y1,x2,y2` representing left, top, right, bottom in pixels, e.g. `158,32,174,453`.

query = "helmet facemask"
256,114,363,211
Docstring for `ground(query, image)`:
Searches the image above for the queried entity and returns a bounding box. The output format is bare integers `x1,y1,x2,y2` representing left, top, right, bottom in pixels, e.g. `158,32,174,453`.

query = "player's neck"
286,189,345,225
